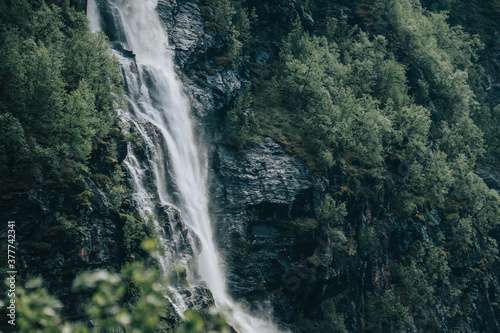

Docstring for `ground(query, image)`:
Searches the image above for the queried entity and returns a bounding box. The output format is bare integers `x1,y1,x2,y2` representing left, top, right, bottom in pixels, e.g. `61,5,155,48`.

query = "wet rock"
157,0,242,120
180,285,215,310
211,138,318,243
158,0,215,69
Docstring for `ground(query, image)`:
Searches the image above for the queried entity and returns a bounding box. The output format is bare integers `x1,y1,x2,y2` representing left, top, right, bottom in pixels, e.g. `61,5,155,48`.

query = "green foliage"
230,235,252,256
294,300,347,333
387,103,431,154
317,194,347,228
123,213,150,253
224,85,260,150
106,164,127,211
175,309,230,333
446,217,473,253
202,0,254,64
54,212,81,236
450,154,500,237
60,80,96,161
316,194,352,252
0,2,123,187
16,278,72,332
14,241,229,333
62,27,123,123
474,104,500,159
327,228,357,256
356,226,379,251
271,217,318,237
235,0,492,208
0,113,30,186
226,26,243,63
377,0,484,161
171,266,189,287
423,242,452,287
393,259,434,309
366,289,415,333
381,239,460,329
203,0,235,33
240,5,498,246
408,149,453,206
268,22,396,175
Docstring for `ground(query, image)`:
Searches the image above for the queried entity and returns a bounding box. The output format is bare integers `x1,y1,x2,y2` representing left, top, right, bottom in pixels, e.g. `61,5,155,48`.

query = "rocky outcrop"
157,0,242,121
211,138,318,244
477,161,500,191
214,139,317,208
209,139,327,326
158,0,215,69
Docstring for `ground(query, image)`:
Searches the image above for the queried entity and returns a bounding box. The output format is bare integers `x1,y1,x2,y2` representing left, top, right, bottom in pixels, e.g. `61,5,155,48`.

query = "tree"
19,38,65,136
60,80,96,163
366,288,415,333
62,28,123,126
224,84,260,150
0,2,124,184
0,113,29,185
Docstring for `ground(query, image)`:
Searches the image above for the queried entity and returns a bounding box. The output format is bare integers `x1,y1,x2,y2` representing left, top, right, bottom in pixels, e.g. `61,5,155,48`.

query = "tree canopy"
0,1,123,188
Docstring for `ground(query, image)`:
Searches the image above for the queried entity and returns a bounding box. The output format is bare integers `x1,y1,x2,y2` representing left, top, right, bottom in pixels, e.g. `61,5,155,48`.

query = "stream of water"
87,1,280,332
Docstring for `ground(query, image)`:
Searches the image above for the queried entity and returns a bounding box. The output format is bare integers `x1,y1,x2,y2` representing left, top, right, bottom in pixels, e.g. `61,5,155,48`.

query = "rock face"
477,161,500,191
214,139,316,209
157,0,242,121
158,0,214,69
209,139,329,325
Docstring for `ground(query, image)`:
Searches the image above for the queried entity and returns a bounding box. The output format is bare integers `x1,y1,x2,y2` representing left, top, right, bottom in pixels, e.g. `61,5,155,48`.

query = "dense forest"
0,0,500,332
0,0,123,187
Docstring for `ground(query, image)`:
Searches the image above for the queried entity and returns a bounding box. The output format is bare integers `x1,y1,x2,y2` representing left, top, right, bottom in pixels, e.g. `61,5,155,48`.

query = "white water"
87,0,281,332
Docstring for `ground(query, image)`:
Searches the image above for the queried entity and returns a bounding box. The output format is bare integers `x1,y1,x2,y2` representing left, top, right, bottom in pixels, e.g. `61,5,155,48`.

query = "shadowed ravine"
87,0,281,331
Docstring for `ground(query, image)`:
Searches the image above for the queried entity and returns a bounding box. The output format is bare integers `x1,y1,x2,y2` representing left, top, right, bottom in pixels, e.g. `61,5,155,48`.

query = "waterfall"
87,1,281,332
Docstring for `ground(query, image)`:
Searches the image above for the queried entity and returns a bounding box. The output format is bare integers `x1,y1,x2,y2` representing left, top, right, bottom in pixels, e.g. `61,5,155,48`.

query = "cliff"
1,0,499,332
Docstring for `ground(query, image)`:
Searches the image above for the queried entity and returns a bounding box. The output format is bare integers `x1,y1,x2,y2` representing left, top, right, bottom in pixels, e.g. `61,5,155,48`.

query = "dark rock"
215,138,315,208
157,0,242,121
113,42,136,59
207,138,330,326
158,0,215,68
477,162,500,191
211,138,318,245
180,285,215,310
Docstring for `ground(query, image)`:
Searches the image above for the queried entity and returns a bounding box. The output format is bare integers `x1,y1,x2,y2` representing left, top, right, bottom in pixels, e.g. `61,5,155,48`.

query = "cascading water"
87,1,281,332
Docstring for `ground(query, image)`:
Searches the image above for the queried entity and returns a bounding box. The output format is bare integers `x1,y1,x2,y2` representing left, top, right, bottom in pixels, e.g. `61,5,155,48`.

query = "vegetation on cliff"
1,0,500,332
217,0,500,331
0,0,125,189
